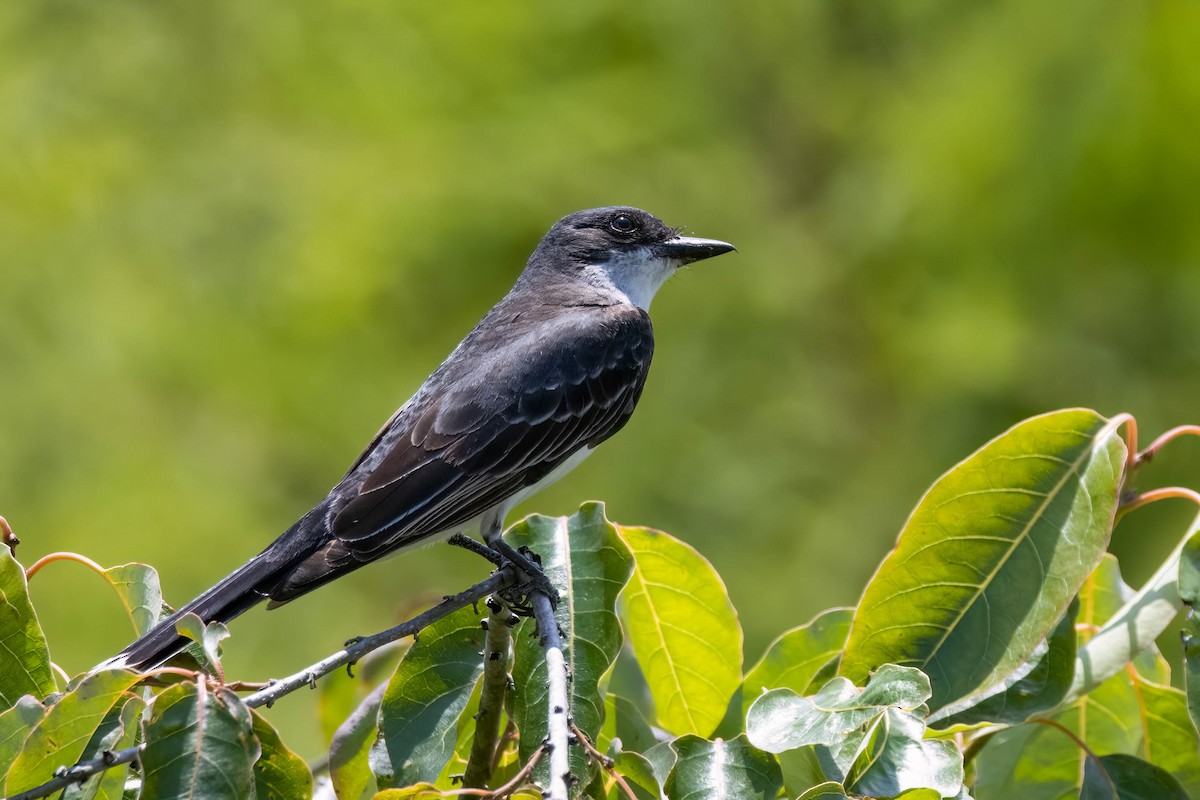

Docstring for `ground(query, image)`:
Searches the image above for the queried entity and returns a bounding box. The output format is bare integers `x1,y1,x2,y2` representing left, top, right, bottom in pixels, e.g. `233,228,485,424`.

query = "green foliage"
7,408,1200,798
0,549,56,706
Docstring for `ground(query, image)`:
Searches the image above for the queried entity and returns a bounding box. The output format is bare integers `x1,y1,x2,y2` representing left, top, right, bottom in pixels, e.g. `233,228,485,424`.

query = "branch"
533,591,570,800
8,567,519,800
463,597,517,788
245,567,515,709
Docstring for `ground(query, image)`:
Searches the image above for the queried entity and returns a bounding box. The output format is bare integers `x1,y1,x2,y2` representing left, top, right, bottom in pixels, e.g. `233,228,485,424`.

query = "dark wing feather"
266,304,653,602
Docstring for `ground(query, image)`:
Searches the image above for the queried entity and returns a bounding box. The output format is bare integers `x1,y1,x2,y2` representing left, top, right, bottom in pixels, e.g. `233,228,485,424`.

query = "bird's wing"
320,304,652,569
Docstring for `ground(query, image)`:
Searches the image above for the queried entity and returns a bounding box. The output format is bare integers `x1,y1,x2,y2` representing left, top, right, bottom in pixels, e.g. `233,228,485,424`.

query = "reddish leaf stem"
1138,425,1200,465
24,551,106,581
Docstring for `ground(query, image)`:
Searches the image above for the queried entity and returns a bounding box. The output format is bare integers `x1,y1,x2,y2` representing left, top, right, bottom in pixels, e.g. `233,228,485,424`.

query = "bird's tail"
102,513,322,672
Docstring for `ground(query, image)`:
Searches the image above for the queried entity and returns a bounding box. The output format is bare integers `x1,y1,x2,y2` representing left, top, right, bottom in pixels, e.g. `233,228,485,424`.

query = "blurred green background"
4,0,1200,755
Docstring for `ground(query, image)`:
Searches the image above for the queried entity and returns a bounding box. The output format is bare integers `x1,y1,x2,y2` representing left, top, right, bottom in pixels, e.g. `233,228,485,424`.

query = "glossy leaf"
510,503,634,789
975,557,1198,800
840,409,1126,712
0,549,56,705
795,781,851,800
375,605,485,789
174,613,230,673
4,669,140,795
100,562,163,637
610,750,663,800
741,608,852,718
61,695,144,800
1071,518,1198,702
319,643,404,747
598,693,659,758
746,664,930,753
663,734,782,800
0,695,45,778
141,682,260,800
1184,631,1200,738
330,683,384,800
1179,527,1200,606
930,598,1078,727
618,524,742,736
847,708,963,799
1081,754,1189,800
252,709,313,800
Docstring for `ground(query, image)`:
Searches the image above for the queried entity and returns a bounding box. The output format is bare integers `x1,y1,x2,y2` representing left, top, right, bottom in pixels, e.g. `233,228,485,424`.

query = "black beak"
657,236,737,264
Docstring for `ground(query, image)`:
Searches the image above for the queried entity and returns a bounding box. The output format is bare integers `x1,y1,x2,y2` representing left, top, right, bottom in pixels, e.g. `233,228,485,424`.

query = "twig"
485,744,545,799
463,597,516,788
570,722,637,800
533,591,570,800
244,568,515,709
6,567,518,800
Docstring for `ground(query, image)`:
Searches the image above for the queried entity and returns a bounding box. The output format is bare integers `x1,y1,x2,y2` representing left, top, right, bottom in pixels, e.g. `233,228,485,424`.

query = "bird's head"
528,206,736,310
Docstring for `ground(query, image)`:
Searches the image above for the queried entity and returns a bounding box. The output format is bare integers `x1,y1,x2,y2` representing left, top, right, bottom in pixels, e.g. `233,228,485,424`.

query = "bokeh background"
4,1,1200,755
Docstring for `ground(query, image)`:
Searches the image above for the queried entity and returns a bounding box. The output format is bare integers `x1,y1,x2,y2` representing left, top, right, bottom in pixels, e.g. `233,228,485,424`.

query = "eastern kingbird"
112,206,735,670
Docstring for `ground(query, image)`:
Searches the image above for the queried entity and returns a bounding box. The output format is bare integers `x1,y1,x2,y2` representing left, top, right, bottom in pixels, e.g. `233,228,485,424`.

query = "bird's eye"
609,214,637,234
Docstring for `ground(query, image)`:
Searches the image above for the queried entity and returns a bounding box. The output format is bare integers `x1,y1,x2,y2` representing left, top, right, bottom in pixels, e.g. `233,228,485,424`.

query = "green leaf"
319,643,404,747
975,560,1198,799
746,664,931,753
930,598,1078,727
1081,754,1190,800
1179,528,1200,607
510,502,634,789
741,608,852,719
598,693,659,758
330,683,384,800
252,709,313,800
174,613,230,674
617,524,742,736
795,781,851,799
1070,521,1196,703
0,695,45,778
663,734,782,800
1184,631,1200,738
374,605,485,789
4,669,140,795
99,562,163,637
141,682,260,800
610,750,663,800
0,548,56,704
846,708,963,799
840,409,1126,712
61,695,144,800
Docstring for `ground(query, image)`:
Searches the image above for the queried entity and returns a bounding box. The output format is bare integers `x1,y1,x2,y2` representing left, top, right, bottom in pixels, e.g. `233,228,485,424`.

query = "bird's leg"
481,513,560,608
447,533,504,566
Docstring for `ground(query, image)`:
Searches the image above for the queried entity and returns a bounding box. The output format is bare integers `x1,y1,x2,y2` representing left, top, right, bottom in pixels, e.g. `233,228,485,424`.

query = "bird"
110,206,735,670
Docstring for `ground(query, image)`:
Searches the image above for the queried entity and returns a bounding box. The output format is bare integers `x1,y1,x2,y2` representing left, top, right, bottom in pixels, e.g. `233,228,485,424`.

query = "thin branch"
463,597,516,788
533,591,570,800
571,722,638,800
8,567,519,800
485,743,545,799
245,568,515,709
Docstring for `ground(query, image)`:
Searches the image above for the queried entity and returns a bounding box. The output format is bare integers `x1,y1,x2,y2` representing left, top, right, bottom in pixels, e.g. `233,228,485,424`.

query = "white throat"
584,247,676,311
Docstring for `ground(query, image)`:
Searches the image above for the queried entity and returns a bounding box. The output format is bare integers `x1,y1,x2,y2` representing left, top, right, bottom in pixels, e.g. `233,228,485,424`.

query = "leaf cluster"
4,407,1200,799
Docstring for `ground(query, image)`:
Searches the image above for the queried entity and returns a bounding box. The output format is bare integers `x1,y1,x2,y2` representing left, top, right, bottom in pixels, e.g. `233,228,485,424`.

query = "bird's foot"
491,540,560,609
